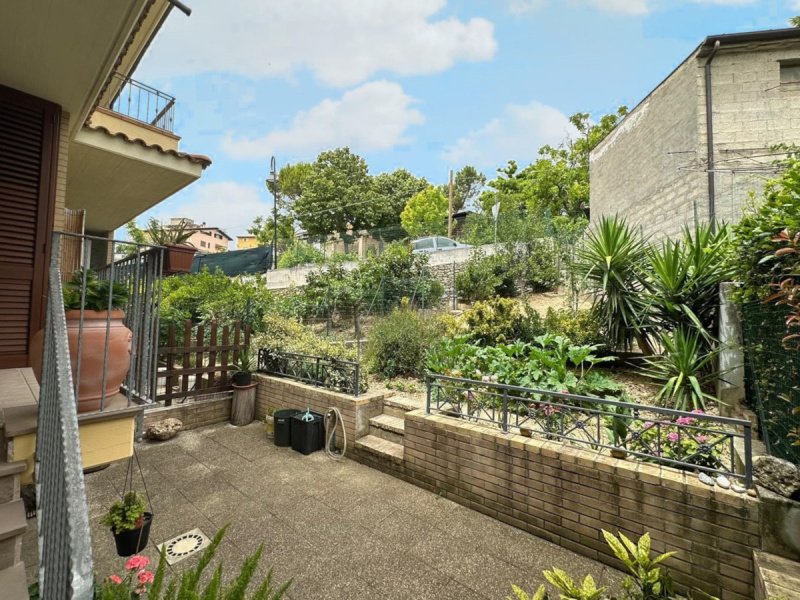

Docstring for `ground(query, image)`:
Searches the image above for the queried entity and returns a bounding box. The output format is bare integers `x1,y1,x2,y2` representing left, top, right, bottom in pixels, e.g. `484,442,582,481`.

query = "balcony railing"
58,231,164,408
108,73,176,132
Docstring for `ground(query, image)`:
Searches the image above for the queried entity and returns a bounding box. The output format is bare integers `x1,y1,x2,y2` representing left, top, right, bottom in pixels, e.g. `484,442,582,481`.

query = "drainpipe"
704,40,721,231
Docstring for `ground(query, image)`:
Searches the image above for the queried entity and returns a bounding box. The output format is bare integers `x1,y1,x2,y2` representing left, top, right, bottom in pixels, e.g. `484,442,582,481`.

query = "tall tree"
292,147,377,237
247,214,296,250
371,168,429,229
400,186,448,238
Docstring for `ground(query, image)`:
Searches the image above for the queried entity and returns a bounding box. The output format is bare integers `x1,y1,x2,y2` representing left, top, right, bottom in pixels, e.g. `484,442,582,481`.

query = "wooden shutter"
0,85,59,368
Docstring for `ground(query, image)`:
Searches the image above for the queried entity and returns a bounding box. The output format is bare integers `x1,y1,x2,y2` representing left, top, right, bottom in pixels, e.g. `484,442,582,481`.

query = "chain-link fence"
741,300,800,465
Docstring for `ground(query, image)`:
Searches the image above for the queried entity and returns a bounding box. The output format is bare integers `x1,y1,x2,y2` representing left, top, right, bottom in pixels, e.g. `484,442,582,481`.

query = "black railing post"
502,389,509,433
744,421,753,488
353,363,360,398
426,375,431,414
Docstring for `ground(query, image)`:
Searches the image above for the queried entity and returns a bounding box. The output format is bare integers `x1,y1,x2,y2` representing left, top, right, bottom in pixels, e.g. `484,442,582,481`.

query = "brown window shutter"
0,85,59,368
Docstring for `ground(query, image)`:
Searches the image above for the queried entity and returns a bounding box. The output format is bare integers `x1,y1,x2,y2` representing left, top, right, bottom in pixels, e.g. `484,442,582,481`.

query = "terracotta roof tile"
86,124,212,169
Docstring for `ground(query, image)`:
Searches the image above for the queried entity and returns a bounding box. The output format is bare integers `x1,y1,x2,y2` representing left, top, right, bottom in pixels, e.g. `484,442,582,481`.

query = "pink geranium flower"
138,570,155,585
125,555,150,571
667,432,680,443
108,574,122,585
676,416,694,426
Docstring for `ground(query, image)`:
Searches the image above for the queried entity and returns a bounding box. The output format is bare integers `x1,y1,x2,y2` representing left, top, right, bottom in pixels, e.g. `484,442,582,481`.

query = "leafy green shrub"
731,151,800,302
641,328,721,411
277,241,324,268
366,305,444,378
509,531,688,600
101,491,147,535
252,315,356,362
63,269,129,311
543,307,604,347
573,216,649,353
517,239,562,292
456,250,518,302
96,526,290,600
463,297,542,345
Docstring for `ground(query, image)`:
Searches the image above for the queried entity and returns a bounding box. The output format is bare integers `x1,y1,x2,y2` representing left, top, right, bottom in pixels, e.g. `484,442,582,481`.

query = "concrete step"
354,435,404,464
755,551,800,600
368,414,405,444
0,563,27,600
0,462,24,505
0,500,26,542
383,396,424,418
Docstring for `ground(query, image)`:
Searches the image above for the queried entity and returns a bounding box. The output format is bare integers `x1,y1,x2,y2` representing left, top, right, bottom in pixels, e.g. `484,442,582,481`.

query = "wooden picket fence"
156,320,251,406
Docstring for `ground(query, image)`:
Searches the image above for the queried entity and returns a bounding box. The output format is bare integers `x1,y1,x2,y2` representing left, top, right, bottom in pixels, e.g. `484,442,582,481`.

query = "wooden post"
447,168,454,238
231,383,257,426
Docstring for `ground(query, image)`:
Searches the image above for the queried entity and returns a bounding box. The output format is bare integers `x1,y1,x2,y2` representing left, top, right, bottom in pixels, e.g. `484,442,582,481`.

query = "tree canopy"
400,186,448,238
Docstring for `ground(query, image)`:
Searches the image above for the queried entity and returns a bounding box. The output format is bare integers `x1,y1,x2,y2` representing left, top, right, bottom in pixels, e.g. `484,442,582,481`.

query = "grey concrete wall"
590,58,705,240
590,39,800,240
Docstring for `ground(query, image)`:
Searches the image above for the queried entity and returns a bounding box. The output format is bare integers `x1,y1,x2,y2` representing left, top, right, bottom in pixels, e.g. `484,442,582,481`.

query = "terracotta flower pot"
66,310,132,413
163,244,196,274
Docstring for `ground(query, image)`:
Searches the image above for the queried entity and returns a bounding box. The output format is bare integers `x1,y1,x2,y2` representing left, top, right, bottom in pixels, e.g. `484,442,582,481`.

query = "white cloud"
143,182,269,239
221,81,424,161
442,101,577,168
792,0,800,9
138,0,497,87
508,0,755,15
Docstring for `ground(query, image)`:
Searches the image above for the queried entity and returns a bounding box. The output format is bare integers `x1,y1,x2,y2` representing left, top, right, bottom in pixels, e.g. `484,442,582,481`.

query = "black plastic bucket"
290,411,325,455
274,409,301,447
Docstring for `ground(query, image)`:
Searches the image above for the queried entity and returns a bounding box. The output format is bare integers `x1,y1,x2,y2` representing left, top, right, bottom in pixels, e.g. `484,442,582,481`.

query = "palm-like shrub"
641,328,721,411
643,224,733,345
573,216,650,353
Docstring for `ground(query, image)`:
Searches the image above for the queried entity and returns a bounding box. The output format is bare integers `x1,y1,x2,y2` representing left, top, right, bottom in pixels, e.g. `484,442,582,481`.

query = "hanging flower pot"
103,492,154,557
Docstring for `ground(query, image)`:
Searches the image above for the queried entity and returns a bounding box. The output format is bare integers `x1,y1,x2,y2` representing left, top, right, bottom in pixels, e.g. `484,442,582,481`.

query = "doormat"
157,529,211,565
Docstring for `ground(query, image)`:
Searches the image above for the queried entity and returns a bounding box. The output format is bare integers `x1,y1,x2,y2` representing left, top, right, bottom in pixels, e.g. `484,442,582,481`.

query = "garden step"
383,396,424,418
0,500,25,542
354,435,404,464
755,551,800,600
369,414,405,444
0,462,24,504
0,563,27,600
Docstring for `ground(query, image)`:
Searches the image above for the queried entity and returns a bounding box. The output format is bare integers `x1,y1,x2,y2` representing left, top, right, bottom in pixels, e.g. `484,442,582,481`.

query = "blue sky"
132,0,798,241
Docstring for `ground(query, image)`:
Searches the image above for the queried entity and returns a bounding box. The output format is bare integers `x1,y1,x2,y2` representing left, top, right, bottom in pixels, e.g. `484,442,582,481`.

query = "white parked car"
411,236,472,254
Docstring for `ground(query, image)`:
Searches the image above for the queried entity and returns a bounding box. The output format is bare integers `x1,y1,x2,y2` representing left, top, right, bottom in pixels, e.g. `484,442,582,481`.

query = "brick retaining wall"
143,392,232,431
403,411,761,600
253,374,383,450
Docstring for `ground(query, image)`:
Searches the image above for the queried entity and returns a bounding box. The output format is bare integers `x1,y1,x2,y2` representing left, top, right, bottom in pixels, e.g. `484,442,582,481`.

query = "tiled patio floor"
24,422,621,599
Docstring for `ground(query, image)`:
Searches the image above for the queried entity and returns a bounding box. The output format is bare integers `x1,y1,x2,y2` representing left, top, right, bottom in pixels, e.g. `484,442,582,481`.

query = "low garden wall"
253,373,383,450
403,411,761,600
143,392,233,431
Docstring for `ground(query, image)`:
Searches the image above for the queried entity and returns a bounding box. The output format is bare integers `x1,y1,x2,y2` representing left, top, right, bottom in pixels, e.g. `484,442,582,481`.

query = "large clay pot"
66,310,132,412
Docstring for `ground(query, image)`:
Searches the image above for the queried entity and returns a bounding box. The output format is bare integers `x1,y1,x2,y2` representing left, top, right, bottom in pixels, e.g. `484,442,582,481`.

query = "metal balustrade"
108,73,176,132
257,349,362,396
426,373,753,486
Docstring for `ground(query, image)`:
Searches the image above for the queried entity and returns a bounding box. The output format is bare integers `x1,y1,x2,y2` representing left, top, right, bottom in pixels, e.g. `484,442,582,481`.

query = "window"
413,238,434,250
215,245,226,251
200,240,207,248
214,233,223,239
436,237,458,248
780,60,800,85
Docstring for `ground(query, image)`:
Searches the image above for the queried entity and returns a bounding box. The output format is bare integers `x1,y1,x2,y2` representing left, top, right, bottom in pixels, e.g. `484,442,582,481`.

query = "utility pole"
268,156,278,269
447,169,454,238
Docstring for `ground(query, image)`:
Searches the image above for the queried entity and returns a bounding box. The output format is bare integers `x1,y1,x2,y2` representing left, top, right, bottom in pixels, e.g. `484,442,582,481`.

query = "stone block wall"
143,393,232,431
252,374,383,449
403,411,761,600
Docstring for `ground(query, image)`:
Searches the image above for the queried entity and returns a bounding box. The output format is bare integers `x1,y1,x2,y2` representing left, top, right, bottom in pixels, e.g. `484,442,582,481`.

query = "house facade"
589,28,800,239
236,234,259,249
169,217,231,252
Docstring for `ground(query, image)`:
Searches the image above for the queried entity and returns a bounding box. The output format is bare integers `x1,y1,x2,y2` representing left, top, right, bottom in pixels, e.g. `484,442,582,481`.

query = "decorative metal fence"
108,73,176,132
157,320,250,405
257,349,362,396
426,374,753,487
59,231,164,407
37,234,94,599
741,300,800,465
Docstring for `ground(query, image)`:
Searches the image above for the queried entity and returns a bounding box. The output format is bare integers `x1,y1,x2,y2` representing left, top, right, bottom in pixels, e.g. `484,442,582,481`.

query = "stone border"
253,373,383,450
403,410,761,600
142,392,232,432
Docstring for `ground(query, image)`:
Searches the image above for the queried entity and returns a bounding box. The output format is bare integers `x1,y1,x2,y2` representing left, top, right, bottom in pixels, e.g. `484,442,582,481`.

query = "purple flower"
691,409,705,415
667,432,680,443
676,416,694,426
696,435,709,444
642,421,654,430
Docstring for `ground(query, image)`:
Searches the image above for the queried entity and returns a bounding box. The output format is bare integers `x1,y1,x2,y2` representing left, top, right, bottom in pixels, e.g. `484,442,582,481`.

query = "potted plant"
232,348,254,386
603,405,632,459
102,491,152,557
144,217,196,274
62,270,131,413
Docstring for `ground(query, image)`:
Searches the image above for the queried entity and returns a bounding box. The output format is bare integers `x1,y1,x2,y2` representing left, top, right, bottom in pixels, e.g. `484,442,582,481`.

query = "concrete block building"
590,28,800,239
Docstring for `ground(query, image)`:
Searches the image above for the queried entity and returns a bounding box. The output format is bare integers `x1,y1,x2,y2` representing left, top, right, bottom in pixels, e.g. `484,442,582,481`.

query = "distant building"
590,28,800,239
236,234,259,250
169,217,231,253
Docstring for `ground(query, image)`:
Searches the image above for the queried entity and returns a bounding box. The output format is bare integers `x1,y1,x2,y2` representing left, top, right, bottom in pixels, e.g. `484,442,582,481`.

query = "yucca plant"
643,224,733,347
573,216,651,353
640,328,721,411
